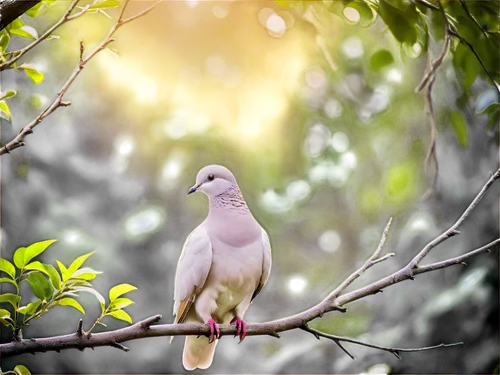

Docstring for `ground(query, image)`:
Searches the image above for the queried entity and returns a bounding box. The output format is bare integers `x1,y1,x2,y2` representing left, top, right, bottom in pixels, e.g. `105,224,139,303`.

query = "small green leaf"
343,1,376,27
56,260,70,281
109,283,137,302
66,279,92,288
0,258,16,279
44,0,57,5
10,25,38,39
449,111,468,148
45,264,61,290
0,293,21,308
370,49,395,71
0,101,12,122
0,90,17,100
89,0,121,9
0,30,11,54
106,47,120,59
18,64,44,84
25,261,49,274
23,239,56,265
378,0,418,44
27,272,52,300
0,308,12,318
13,247,27,268
67,251,95,276
58,298,85,314
74,286,105,313
109,297,135,311
14,364,31,375
17,300,41,315
6,18,24,32
0,277,17,286
71,267,102,281
107,309,132,324
26,1,45,17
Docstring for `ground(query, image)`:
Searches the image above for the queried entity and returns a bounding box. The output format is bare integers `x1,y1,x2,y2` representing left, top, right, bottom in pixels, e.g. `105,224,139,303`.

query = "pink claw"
230,317,247,343
207,318,220,343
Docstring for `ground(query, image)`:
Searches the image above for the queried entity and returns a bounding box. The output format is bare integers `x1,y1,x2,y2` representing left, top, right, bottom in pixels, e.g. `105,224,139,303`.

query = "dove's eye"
207,174,215,181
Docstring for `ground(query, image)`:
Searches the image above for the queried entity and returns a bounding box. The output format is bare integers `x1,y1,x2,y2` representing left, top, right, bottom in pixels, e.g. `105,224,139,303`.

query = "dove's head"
188,165,238,197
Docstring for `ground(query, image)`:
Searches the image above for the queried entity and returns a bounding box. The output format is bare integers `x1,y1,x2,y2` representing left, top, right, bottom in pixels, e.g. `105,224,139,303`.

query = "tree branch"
0,0,159,156
1,167,498,359
300,325,462,360
0,0,86,71
0,0,41,31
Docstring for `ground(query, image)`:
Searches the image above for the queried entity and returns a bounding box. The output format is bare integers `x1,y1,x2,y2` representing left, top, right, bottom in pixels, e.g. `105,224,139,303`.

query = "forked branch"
1,167,499,360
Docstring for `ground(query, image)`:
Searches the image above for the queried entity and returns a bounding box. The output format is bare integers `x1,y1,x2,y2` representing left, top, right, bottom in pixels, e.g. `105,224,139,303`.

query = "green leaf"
66,279,92,288
109,283,137,302
67,251,95,276
0,90,16,100
0,277,17,286
25,261,49,274
0,258,16,279
14,364,31,375
107,309,132,324
74,286,105,313
0,101,12,122
343,0,376,27
58,298,85,314
27,272,52,300
109,297,135,311
18,64,44,84
71,267,102,280
0,293,21,308
0,30,11,54
23,239,56,265
45,264,61,290
449,111,468,148
56,260,70,281
0,308,12,318
106,47,120,59
13,247,27,268
370,49,394,71
6,18,24,32
378,0,418,44
89,0,121,10
10,25,38,40
45,0,57,5
26,1,45,17
17,300,41,315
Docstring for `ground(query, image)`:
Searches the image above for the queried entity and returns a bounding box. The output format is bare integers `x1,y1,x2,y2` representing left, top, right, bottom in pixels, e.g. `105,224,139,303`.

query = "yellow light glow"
135,77,156,102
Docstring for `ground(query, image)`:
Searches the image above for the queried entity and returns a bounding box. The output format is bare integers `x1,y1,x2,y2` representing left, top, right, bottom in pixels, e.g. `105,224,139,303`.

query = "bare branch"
330,217,393,298
301,325,462,360
408,167,500,268
0,0,158,156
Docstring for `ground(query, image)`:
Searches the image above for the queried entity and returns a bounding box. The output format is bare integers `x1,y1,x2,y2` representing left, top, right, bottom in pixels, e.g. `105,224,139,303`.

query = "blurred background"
1,0,498,373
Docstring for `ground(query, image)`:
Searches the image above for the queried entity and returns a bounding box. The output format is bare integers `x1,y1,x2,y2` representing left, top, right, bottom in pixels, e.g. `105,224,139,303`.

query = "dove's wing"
252,227,272,301
173,224,213,323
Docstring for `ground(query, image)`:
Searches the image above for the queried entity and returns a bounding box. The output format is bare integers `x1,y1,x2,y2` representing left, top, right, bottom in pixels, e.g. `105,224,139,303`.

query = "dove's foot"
207,319,220,343
230,317,247,343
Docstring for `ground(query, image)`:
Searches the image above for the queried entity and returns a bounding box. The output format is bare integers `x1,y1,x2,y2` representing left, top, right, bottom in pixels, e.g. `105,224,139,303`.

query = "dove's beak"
188,183,201,195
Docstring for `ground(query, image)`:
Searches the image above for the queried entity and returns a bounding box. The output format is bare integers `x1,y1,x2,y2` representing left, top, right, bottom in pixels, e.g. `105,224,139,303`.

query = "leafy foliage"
0,239,137,335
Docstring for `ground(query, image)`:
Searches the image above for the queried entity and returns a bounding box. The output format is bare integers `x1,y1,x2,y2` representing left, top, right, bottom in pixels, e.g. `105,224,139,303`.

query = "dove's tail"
182,336,218,371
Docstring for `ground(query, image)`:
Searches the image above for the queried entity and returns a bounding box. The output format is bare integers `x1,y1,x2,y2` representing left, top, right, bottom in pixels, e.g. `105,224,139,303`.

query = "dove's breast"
194,225,265,323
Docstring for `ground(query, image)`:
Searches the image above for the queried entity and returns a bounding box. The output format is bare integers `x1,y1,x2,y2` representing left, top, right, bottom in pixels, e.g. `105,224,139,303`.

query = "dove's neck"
208,185,250,215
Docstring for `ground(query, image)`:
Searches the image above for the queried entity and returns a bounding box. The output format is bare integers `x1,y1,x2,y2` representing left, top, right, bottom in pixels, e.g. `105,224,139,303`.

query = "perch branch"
0,0,159,156
1,167,498,359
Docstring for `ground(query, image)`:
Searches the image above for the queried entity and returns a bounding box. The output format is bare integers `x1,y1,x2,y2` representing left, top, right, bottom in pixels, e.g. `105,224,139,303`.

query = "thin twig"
330,217,393,298
0,0,159,156
0,0,83,71
301,325,462,360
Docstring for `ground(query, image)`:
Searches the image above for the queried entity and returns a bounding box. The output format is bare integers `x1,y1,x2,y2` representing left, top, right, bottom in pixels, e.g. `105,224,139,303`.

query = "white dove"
173,164,272,371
